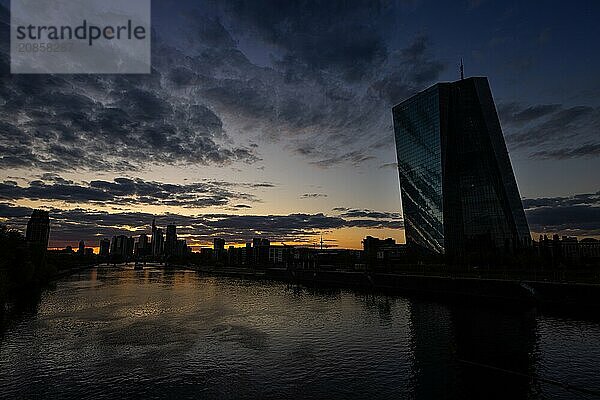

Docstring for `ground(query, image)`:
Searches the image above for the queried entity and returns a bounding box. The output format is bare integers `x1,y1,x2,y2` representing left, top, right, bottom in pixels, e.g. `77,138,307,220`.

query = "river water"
1,266,599,399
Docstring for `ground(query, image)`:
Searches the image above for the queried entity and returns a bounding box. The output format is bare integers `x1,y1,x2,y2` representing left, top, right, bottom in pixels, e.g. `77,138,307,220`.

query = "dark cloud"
203,78,275,118
499,102,600,159
335,208,402,220
379,162,398,169
0,1,443,172
0,12,258,172
0,176,270,208
498,102,561,126
0,202,32,218
370,36,445,104
182,2,442,168
300,193,328,199
39,173,74,185
307,150,376,169
0,0,451,172
0,72,259,170
332,207,350,212
523,192,600,237
522,192,600,209
529,143,600,160
1,180,111,202
185,12,237,48
221,0,391,81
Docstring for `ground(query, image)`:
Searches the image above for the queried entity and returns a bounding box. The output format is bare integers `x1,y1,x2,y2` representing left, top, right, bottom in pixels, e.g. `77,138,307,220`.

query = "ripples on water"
1,266,599,399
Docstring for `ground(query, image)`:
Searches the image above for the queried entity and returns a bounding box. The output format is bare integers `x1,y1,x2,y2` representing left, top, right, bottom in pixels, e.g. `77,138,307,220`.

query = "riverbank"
1,263,97,318
185,266,600,309
49,263,98,281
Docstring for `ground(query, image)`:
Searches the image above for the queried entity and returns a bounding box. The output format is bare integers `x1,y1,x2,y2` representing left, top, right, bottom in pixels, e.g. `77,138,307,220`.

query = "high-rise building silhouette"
152,228,164,257
392,77,530,261
78,240,85,255
110,235,134,258
127,236,135,258
252,238,270,266
26,209,50,249
175,239,188,257
136,233,149,257
213,238,225,261
165,224,177,256
213,238,225,251
99,238,110,257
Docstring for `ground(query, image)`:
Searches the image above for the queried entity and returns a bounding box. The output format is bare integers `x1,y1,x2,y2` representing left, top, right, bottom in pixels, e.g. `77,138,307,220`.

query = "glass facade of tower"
393,77,530,260
26,209,50,249
393,86,444,254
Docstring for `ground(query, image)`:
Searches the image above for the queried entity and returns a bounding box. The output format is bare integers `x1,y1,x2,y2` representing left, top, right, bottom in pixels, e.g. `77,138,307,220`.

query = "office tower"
252,238,270,266
392,77,530,261
176,239,188,257
99,238,110,257
110,236,117,255
109,235,134,259
213,238,225,261
152,228,164,257
137,234,149,257
78,240,85,254
213,238,225,252
252,238,270,248
165,224,177,256
245,242,252,264
139,234,149,247
126,236,135,258
110,235,129,258
110,236,120,256
25,209,50,249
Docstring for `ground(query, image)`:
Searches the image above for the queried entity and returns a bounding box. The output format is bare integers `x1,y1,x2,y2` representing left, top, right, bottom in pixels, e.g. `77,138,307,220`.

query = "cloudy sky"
0,0,598,249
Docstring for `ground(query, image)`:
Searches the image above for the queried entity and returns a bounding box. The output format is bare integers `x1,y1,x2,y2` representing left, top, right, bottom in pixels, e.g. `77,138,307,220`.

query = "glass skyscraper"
26,209,50,249
393,77,530,261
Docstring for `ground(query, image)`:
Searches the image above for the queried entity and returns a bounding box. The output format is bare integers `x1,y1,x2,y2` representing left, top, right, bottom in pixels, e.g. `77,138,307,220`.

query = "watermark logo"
11,0,151,74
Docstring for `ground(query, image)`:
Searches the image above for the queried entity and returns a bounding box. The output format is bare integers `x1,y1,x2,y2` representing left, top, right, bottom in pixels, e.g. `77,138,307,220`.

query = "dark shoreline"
49,263,98,281
5,263,599,324
1,264,97,320
181,265,600,311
